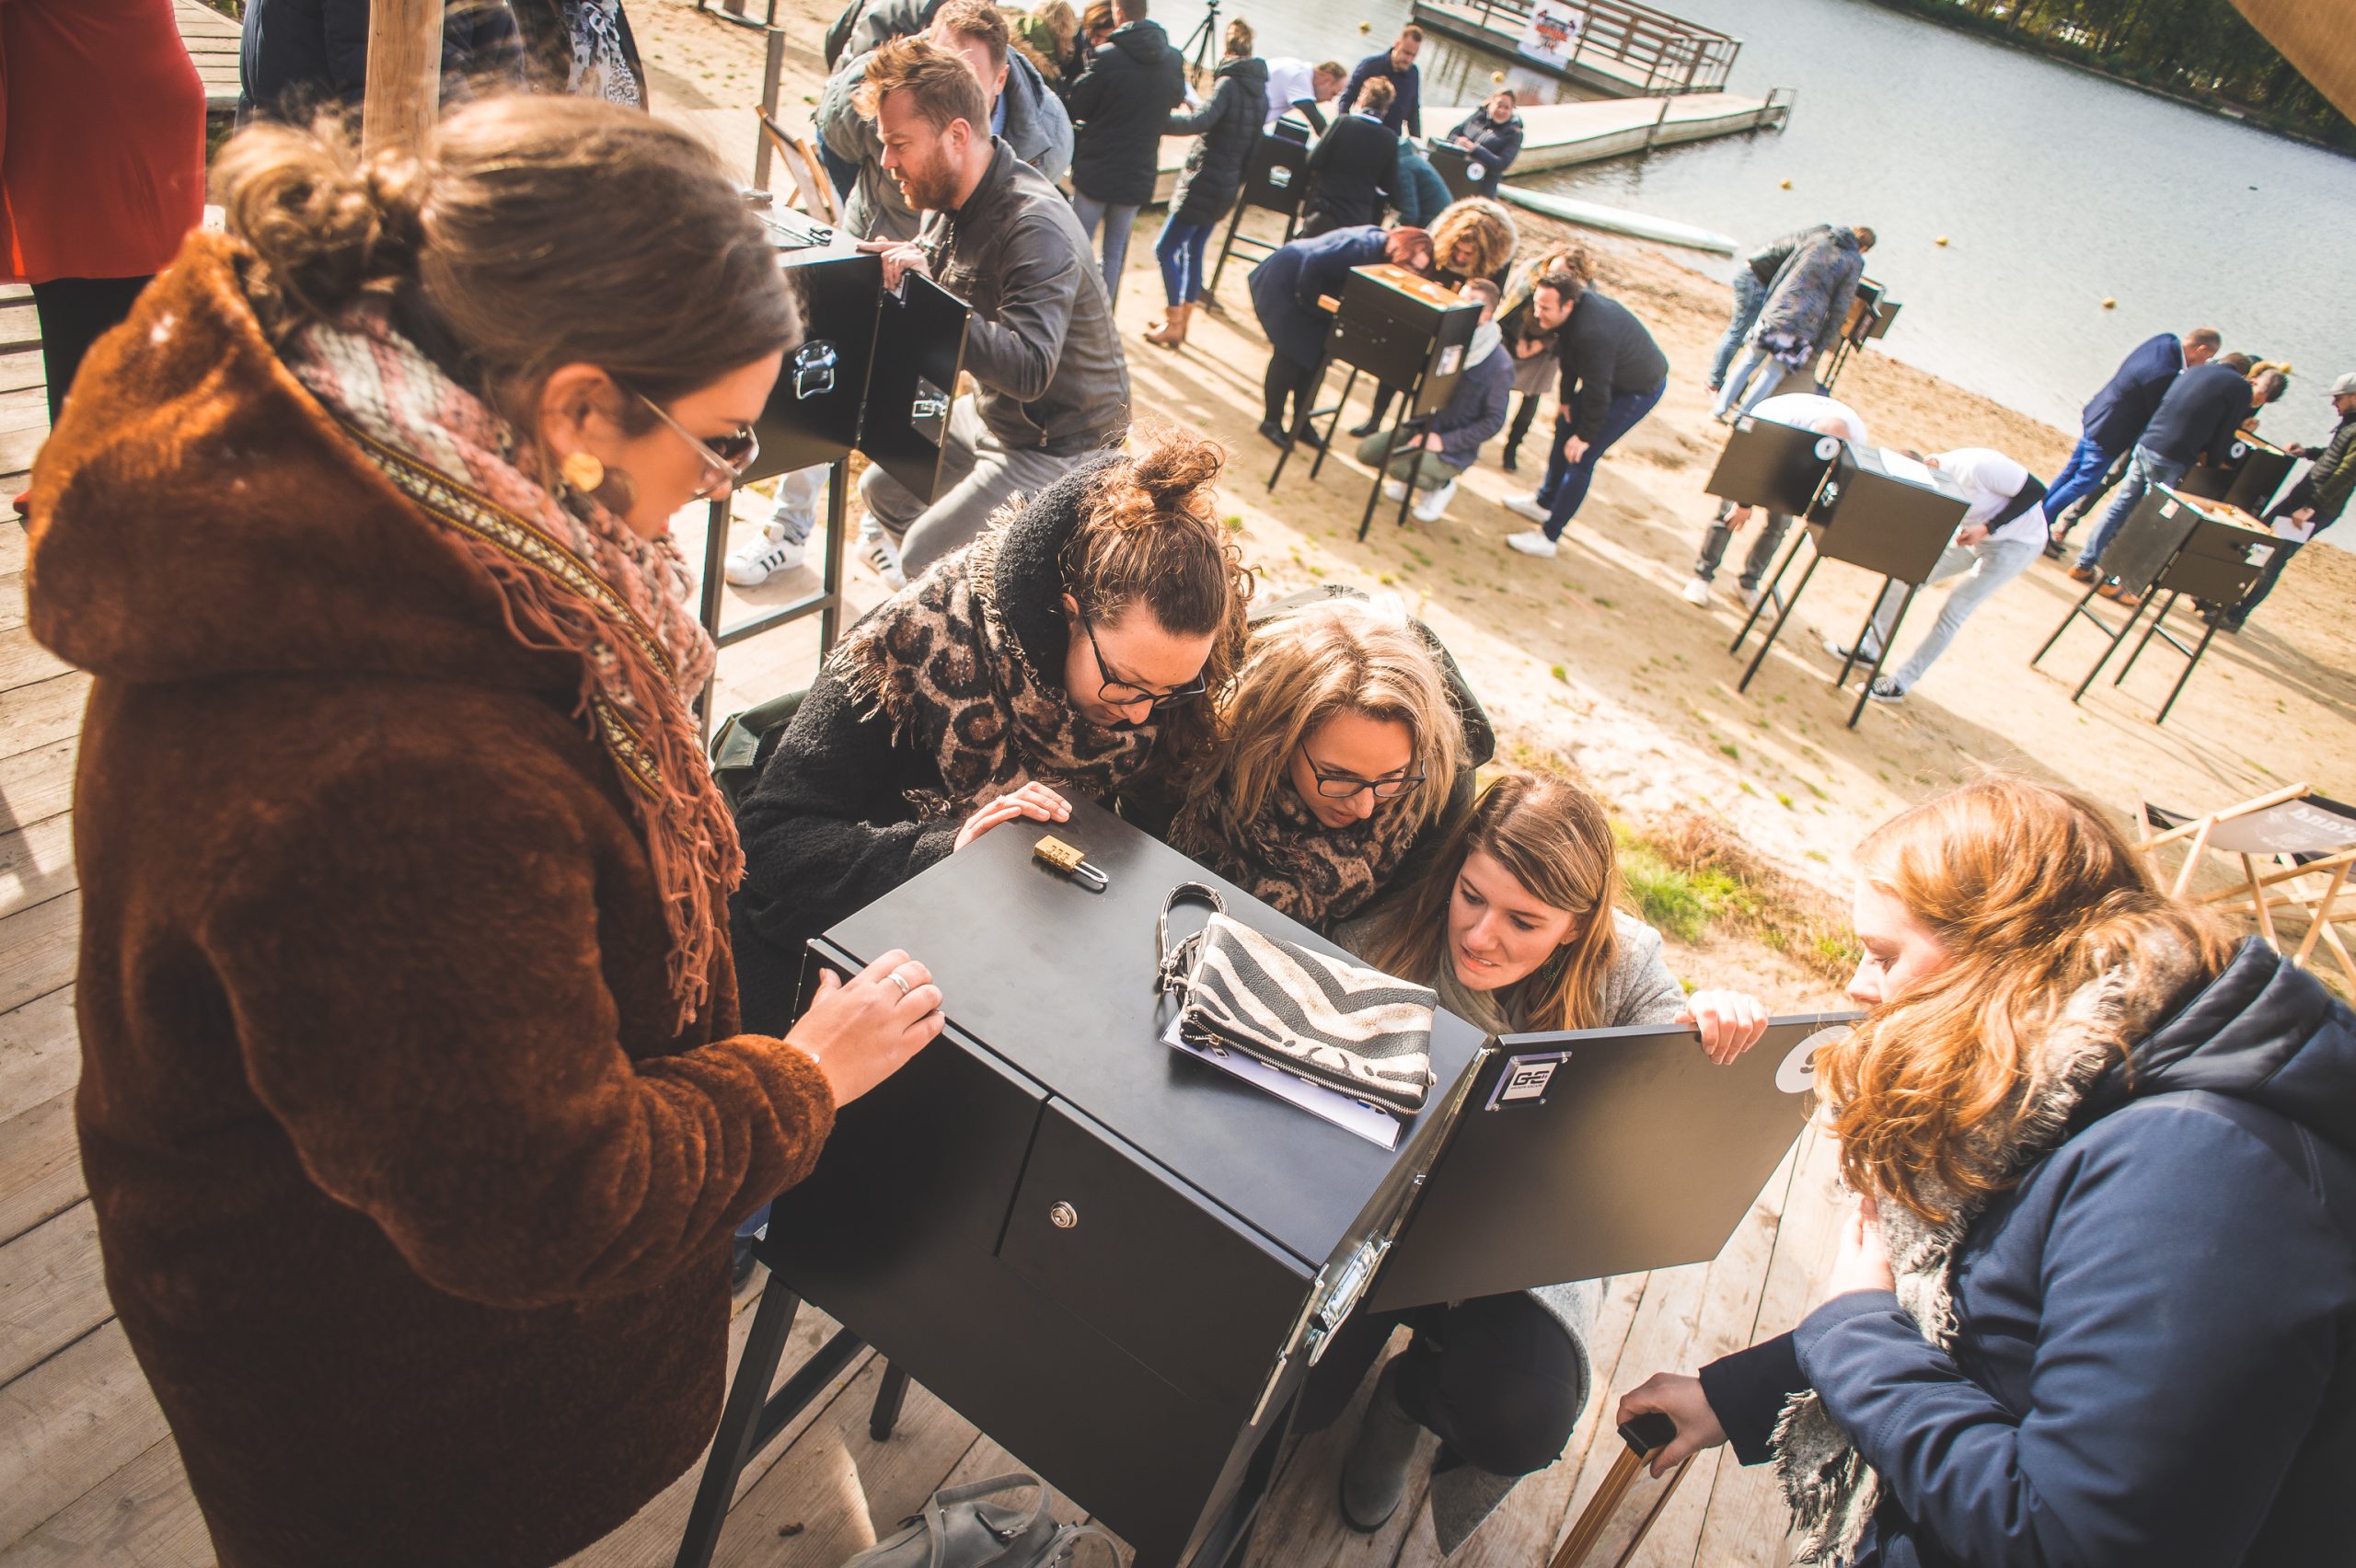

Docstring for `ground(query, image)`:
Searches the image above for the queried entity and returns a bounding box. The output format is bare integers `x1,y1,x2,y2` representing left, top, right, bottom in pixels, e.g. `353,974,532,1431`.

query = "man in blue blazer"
2039,326,2220,551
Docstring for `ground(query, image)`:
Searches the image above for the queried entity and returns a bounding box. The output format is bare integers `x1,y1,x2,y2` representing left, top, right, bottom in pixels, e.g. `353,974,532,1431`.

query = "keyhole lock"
1049,1202,1080,1230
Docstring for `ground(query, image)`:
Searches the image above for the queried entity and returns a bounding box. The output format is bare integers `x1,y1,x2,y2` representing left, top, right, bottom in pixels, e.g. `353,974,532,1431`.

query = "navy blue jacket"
1249,225,1390,369
1702,940,2356,1567
1430,340,1513,468
2140,362,2255,469
1339,50,1421,137
1389,141,1451,228
2080,332,2186,454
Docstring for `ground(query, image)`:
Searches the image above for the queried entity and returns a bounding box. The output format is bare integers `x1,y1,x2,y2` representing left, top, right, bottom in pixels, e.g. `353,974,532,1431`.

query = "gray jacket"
820,46,1073,244
1753,226,1865,363
837,0,936,63
917,138,1130,455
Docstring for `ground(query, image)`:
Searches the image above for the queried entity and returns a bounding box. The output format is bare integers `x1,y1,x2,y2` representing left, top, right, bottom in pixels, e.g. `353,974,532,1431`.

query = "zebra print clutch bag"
1154,883,1438,1114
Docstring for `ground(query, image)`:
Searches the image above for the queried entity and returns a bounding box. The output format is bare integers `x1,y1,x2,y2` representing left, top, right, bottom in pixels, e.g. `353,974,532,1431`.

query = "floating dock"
1150,90,1792,205
1412,0,1741,98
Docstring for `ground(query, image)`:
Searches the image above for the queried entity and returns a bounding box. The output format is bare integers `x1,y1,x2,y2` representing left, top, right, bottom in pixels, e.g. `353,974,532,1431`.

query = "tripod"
1176,0,1221,84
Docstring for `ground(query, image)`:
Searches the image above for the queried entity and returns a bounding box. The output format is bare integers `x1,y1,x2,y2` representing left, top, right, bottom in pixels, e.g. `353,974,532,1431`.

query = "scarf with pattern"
1773,942,2204,1562
831,523,1159,820
285,306,735,1031
1172,782,1423,932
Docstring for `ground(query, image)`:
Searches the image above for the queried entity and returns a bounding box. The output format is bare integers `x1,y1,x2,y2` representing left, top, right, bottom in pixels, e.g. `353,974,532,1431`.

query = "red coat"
25,235,838,1567
2,0,206,282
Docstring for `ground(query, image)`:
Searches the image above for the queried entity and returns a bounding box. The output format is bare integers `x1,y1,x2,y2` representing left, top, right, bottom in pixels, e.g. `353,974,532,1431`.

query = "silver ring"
886,972,912,997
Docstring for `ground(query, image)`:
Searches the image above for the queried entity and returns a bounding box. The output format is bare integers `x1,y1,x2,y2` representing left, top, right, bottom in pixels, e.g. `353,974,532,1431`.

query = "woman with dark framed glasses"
1165,594,1483,932
732,431,1254,1031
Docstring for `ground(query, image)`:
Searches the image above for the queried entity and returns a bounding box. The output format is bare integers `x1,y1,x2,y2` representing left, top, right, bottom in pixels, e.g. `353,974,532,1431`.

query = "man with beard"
854,38,1131,581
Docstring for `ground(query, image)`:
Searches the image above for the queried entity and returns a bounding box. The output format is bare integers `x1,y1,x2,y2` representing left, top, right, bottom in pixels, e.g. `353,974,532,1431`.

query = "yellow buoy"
1359,18,1371,29
1934,235,1949,246
2101,296,2117,309
1492,70,1506,83
1779,179,1791,189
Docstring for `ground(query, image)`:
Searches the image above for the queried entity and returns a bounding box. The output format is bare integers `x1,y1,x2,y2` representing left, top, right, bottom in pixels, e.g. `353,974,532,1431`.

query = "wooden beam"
361,0,447,153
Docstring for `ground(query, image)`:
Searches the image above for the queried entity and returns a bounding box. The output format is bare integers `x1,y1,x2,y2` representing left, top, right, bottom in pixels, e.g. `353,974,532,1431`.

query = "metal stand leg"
1307,365,1357,482
1210,202,1247,294
1844,582,1913,729
869,1362,911,1442
819,457,849,655
1728,528,1807,655
2157,616,2222,724
1738,551,1821,693
2072,593,2150,704
695,492,732,747
2116,591,2182,685
675,1282,803,1568
2032,580,2107,665
1357,404,1425,541
1266,356,1338,492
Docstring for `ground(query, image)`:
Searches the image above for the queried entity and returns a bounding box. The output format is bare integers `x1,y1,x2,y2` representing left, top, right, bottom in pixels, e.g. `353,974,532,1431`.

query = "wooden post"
754,27,786,192
363,0,446,152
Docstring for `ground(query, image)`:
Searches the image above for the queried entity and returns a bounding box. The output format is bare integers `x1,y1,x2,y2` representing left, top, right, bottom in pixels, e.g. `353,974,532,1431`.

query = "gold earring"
560,451,606,493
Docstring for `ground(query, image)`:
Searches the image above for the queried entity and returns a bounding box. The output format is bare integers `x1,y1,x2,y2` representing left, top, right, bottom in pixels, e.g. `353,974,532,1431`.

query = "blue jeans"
2040,435,2119,539
2077,444,2188,570
1069,191,1141,300
1155,217,1215,307
1536,383,1665,539
1709,269,1768,390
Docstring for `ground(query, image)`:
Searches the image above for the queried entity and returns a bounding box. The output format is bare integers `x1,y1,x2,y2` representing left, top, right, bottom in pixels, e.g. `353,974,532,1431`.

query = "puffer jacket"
1064,19,1186,206
1751,225,1865,361
918,137,1130,455
819,44,1072,243
1167,55,1270,228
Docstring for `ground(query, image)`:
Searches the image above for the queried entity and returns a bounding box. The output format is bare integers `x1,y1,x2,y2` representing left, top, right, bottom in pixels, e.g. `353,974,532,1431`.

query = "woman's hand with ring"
953,781,1073,851
784,948,943,1106
1676,989,1769,1064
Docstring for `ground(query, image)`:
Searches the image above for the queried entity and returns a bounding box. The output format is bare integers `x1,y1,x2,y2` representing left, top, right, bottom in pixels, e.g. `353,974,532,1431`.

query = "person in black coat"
1143,24,1267,352
239,0,524,119
1062,0,1185,298
1300,77,1402,237
1443,90,1524,179
731,436,1253,1031
1621,774,2356,1568
1248,223,1433,449
1503,281,1669,556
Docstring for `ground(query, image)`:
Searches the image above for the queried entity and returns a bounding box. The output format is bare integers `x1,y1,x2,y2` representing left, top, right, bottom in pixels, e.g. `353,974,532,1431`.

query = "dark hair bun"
1119,429,1223,519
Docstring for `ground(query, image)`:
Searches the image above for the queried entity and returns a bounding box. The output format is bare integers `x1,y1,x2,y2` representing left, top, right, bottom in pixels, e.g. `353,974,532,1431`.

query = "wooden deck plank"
0,814,75,921
0,1435,209,1568
0,429,44,482
0,1320,171,1548
0,353,41,398
0,893,75,1019
0,1202,109,1389
0,628,70,705
0,305,35,358
0,1091,83,1251
0,739,81,840
3,573,27,637
0,675,89,768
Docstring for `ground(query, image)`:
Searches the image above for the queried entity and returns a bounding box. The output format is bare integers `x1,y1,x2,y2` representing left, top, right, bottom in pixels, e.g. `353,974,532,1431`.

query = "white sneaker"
1411,479,1457,524
861,528,908,590
724,522,810,586
1822,634,1883,663
1381,478,1408,502
1680,576,1712,607
1503,492,1550,524
1739,583,1765,614
1505,530,1558,559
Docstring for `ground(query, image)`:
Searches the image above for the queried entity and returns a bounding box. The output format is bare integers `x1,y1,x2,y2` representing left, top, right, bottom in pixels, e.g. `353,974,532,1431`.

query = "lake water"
1178,0,2356,455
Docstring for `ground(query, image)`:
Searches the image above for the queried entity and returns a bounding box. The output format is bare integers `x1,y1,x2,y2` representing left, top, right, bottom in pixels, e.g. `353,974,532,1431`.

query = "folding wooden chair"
755,110,840,226
2139,784,2356,989
1547,1414,1696,1568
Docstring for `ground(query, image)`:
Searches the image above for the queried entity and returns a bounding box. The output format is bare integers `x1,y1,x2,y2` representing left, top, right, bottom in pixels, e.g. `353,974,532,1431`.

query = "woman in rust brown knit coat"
24,99,943,1567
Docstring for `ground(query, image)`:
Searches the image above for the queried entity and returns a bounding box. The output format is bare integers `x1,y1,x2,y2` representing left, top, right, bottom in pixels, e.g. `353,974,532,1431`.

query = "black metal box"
1840,276,1900,344
1327,264,1484,417
1807,444,1971,584
1703,416,1840,517
762,797,1484,1568
2174,431,2296,515
1239,132,1311,218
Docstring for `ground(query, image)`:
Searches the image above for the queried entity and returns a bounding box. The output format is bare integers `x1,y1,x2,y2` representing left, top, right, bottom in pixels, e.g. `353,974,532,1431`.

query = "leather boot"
1339,1357,1424,1533
1144,301,1193,350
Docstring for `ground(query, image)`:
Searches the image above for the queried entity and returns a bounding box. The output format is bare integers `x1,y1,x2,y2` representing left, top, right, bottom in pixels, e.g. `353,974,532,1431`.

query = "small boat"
1494,183,1737,254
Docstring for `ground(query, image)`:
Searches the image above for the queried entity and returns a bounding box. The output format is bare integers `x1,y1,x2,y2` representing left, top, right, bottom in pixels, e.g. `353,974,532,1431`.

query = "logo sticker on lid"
1777,1025,1854,1095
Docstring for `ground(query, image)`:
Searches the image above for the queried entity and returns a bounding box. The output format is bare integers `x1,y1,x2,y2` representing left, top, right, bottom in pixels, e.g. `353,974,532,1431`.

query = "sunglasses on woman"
632,390,759,501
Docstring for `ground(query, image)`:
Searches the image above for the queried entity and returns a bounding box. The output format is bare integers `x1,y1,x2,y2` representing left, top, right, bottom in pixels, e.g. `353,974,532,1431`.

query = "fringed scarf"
831,523,1159,819
1172,783,1423,931
1773,944,2204,1563
285,308,735,1032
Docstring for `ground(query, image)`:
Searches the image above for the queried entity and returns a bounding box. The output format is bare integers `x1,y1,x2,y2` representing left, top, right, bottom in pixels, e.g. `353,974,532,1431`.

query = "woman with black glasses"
1165,594,1482,933
732,431,1254,1030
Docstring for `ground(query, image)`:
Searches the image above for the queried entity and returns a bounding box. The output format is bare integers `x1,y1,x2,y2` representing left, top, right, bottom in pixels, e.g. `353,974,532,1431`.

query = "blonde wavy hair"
1819,775,2233,1222
1188,598,1462,844
1359,770,1621,1030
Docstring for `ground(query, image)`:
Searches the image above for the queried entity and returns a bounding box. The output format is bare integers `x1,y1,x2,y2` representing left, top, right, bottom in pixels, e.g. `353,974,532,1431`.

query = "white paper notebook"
1161,1019,1403,1149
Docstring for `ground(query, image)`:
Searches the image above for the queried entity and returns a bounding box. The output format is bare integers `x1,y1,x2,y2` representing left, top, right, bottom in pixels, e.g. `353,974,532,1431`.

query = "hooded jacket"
1701,940,2356,1567
22,236,838,1567
1064,19,1187,207
819,43,1073,244
1166,55,1271,229
1753,225,1865,363
918,137,1130,455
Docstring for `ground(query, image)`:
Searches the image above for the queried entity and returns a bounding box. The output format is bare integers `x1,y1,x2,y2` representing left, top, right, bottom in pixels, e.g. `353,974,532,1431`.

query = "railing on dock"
1416,0,1742,96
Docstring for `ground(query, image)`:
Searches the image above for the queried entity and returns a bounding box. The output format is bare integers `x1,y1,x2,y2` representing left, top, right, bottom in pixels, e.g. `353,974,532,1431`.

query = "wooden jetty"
1411,0,1742,98
174,0,244,118
1150,91,1792,204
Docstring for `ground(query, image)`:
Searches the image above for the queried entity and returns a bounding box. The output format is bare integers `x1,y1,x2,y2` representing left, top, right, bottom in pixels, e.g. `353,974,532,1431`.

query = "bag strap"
917,1472,1052,1568
1048,1522,1126,1565
1155,882,1227,996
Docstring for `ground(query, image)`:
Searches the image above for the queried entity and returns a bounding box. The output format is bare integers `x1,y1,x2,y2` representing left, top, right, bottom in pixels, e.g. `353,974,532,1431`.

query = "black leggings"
1263,352,1324,432
1504,391,1543,460
1297,1292,1587,1477
31,275,155,424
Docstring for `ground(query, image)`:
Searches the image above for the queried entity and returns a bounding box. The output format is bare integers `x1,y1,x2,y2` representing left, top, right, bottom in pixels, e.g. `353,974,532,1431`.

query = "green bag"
709,688,806,815
840,1473,1117,1568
